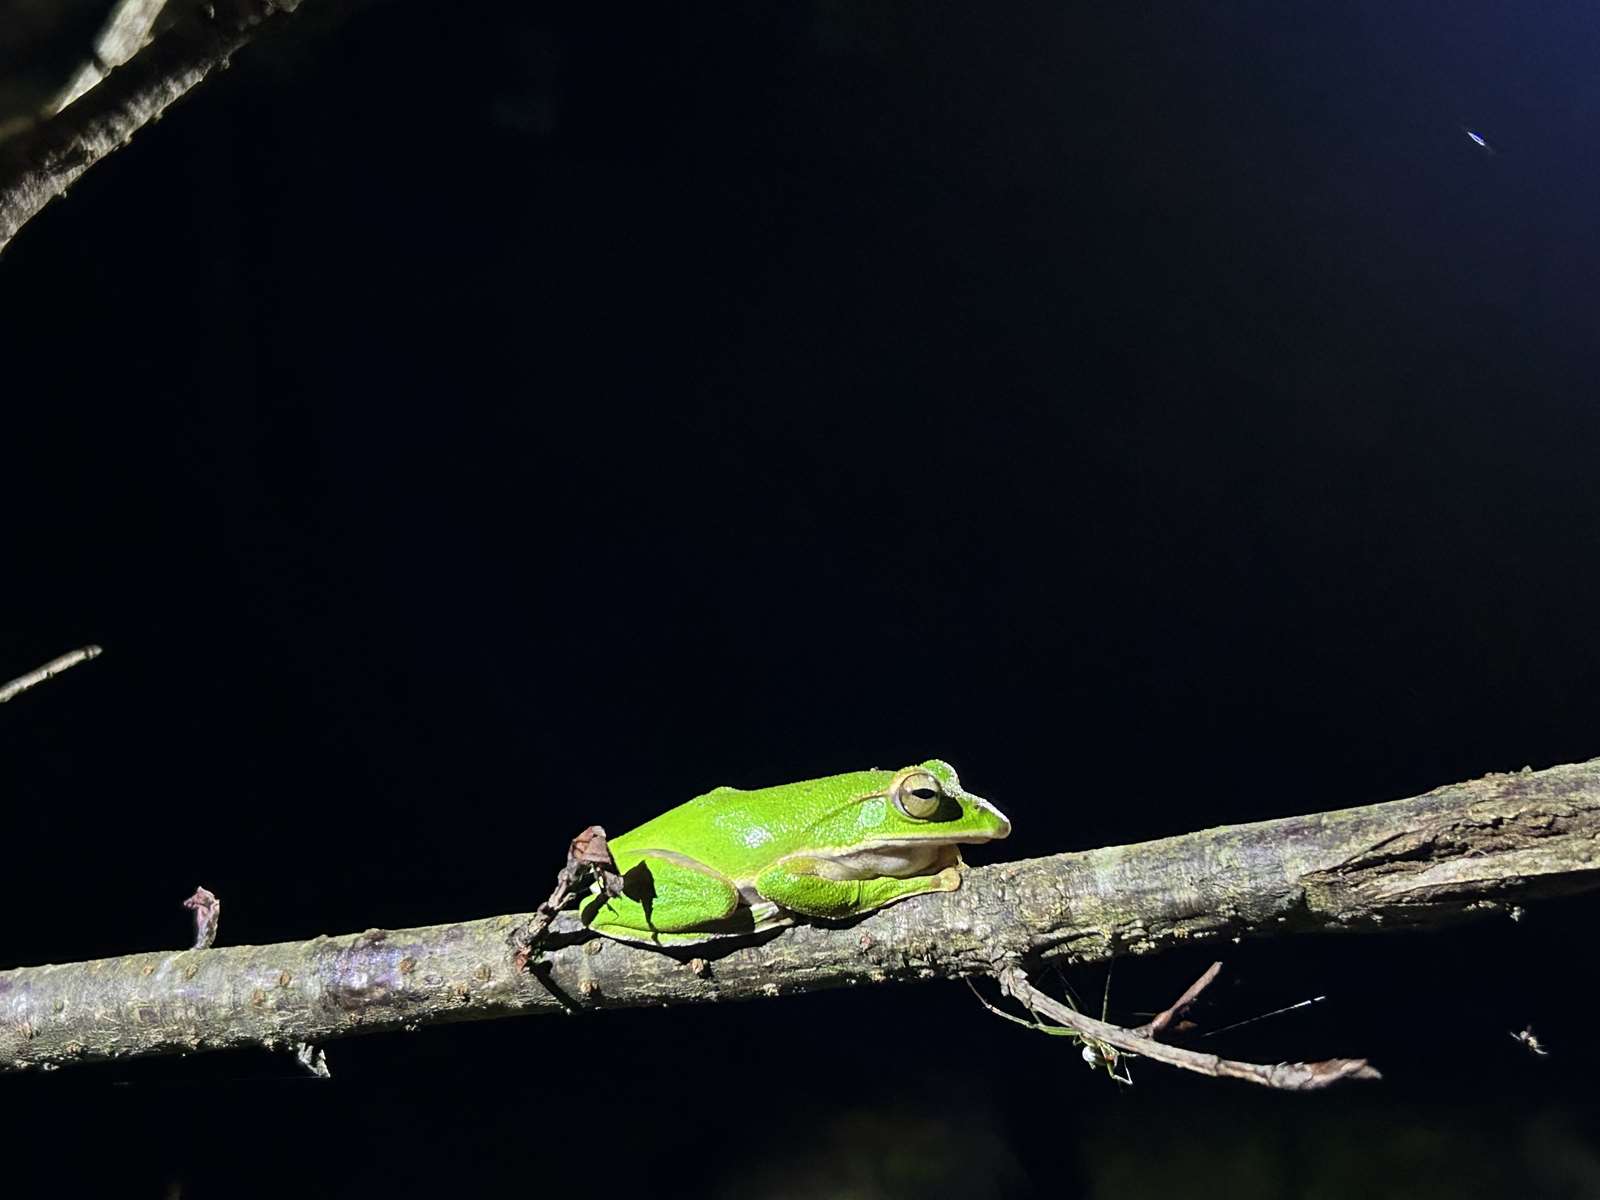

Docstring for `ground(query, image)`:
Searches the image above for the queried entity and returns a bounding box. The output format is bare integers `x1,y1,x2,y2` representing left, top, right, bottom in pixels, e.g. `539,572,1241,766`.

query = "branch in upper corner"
0,645,102,704
0,0,320,256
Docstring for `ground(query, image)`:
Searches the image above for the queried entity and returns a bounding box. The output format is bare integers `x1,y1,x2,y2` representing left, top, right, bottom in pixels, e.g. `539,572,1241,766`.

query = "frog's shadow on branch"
542,898,794,965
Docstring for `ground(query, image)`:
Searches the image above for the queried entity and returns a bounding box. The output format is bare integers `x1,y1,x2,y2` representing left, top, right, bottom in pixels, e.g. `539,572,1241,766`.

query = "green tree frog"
577,759,1010,945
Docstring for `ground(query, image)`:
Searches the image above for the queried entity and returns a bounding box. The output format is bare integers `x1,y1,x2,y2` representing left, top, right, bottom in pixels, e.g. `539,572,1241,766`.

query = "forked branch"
979,963,1380,1090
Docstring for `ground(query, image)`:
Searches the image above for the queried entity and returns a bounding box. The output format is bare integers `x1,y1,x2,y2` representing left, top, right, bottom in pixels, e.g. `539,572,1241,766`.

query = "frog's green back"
607,768,896,883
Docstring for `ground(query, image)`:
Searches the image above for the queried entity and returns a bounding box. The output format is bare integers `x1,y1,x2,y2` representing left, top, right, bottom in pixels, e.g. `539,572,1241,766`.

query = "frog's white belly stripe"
813,841,960,881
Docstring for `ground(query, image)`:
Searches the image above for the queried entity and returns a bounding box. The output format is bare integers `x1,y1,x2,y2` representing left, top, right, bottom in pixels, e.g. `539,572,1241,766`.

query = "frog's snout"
973,795,1012,841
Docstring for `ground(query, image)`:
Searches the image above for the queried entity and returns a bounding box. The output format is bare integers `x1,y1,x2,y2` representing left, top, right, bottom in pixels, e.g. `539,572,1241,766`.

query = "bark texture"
4,756,1597,1073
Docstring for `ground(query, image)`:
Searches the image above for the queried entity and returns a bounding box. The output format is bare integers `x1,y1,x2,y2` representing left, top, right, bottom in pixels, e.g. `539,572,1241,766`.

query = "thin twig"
1135,960,1222,1038
0,645,102,704
997,964,1380,1090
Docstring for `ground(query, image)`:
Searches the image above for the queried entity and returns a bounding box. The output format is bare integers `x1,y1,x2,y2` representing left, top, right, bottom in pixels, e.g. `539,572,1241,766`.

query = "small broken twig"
182,887,221,950
1135,959,1223,1039
175,882,328,1076
1511,1027,1550,1057
0,645,102,704
292,1041,330,1078
50,0,173,114
993,964,1380,1090
510,825,621,971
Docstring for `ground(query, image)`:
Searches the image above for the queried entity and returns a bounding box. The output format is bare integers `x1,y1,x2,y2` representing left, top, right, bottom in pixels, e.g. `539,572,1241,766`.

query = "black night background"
4,2,1599,1195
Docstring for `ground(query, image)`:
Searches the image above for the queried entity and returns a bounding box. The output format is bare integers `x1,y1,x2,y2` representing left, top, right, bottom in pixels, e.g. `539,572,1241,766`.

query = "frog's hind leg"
755,857,961,918
584,850,742,939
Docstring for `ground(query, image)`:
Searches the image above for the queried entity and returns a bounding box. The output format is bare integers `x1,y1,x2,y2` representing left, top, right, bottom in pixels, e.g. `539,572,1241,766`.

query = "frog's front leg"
583,851,742,939
754,857,961,919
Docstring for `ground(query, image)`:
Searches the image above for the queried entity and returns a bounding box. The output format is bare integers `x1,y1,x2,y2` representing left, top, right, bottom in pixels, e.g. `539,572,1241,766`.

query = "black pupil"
911,788,936,800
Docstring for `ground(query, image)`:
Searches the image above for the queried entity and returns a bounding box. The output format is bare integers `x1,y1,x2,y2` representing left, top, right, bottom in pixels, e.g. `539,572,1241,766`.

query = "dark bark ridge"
3,757,1596,1074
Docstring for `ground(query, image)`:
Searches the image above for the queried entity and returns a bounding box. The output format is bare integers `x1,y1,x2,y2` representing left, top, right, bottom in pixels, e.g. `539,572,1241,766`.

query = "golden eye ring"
890,769,944,819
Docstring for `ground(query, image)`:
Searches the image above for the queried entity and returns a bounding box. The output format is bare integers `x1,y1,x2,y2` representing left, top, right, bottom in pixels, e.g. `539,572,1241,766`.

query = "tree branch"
0,645,102,704
3,755,1597,1074
0,0,314,257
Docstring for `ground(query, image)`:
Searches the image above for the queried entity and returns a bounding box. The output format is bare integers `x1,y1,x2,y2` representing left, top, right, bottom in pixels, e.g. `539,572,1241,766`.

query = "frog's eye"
891,769,944,819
